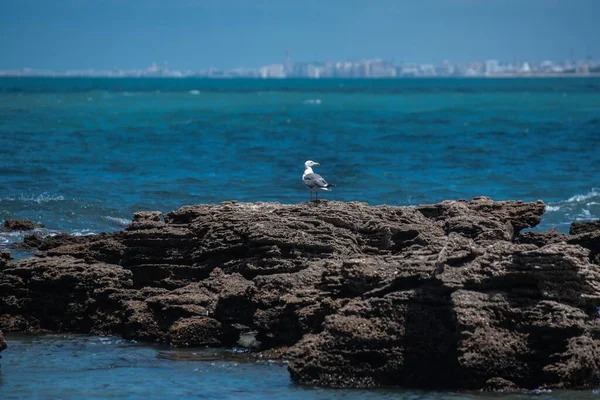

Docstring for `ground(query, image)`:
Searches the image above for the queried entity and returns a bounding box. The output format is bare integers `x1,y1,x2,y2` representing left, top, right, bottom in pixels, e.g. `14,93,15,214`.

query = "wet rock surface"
568,221,600,265
0,251,10,361
0,249,10,266
2,219,44,232
0,329,6,358
1,198,600,390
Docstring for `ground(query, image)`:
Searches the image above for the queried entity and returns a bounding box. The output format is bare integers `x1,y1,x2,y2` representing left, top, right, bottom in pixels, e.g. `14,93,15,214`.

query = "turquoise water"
0,78,599,244
0,334,597,400
0,78,599,397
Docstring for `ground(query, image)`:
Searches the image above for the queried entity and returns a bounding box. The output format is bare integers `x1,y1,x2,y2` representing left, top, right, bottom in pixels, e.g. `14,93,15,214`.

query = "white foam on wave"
566,188,599,203
71,229,95,237
189,90,201,95
541,188,600,231
576,209,594,221
545,188,600,212
26,193,65,203
303,99,322,105
104,216,131,226
0,228,47,248
0,231,26,238
1,193,65,203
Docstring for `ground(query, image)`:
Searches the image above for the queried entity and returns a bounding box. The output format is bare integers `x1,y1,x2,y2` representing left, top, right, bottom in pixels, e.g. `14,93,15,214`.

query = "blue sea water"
1,334,598,400
0,78,599,243
0,78,599,398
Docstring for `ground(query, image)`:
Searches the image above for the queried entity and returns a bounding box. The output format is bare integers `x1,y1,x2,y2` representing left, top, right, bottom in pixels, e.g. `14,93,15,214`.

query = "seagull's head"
305,160,320,168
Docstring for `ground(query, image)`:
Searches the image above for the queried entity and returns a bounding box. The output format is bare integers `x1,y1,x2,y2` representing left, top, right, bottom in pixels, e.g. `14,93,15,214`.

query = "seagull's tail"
322,184,336,191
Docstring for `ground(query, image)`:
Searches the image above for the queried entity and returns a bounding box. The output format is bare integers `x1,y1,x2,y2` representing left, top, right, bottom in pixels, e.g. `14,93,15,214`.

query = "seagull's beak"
314,162,320,166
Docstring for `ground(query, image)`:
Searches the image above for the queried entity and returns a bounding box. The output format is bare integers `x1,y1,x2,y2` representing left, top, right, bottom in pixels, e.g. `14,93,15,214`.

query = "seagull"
302,160,335,201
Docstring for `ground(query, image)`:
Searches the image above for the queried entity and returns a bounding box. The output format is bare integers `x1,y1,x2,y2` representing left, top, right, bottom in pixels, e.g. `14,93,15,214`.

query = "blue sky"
1,0,598,70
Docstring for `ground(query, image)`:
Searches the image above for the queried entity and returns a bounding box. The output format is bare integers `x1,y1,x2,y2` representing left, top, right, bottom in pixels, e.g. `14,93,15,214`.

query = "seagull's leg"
316,190,319,200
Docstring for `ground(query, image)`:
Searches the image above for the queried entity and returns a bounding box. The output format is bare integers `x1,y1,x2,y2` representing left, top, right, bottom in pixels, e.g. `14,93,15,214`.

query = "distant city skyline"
2,56,598,78
1,0,599,71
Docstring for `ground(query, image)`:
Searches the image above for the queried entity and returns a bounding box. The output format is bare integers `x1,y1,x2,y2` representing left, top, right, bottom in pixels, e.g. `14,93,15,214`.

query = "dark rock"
516,228,567,247
46,236,126,265
169,316,223,347
416,197,546,235
0,250,11,267
2,198,600,390
483,377,521,392
133,211,162,223
570,221,600,236
0,329,6,360
568,221,600,265
0,256,133,333
2,219,44,232
12,232,114,252
288,242,600,389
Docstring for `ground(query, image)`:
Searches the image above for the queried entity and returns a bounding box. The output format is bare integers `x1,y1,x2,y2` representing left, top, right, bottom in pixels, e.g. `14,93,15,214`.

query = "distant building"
577,63,590,74
397,64,419,77
435,60,455,76
369,59,397,77
520,62,532,74
259,64,286,78
306,64,325,78
419,64,436,76
485,59,500,75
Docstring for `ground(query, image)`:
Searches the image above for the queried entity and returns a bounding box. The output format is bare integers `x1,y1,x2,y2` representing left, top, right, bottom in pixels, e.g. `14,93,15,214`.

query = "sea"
0,77,599,399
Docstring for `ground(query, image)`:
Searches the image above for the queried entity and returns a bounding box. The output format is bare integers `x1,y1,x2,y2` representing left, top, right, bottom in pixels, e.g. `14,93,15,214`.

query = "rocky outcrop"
568,221,600,265
0,250,10,266
2,219,44,232
1,198,600,391
0,251,10,362
0,329,6,358
516,228,568,247
570,221,600,236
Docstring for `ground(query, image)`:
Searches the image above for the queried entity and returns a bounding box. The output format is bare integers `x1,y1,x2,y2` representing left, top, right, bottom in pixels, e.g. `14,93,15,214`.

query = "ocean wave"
1,193,65,203
71,229,95,237
566,188,599,203
546,188,600,209
0,230,26,238
0,228,46,249
575,209,594,221
103,216,131,226
189,90,201,95
540,188,599,231
0,231,22,245
303,99,322,105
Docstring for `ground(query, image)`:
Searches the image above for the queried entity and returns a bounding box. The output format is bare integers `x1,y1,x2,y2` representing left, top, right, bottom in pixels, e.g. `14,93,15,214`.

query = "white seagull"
302,160,335,201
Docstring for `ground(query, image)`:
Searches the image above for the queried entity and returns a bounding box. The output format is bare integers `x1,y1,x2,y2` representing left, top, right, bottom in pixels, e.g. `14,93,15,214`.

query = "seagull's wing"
303,173,330,189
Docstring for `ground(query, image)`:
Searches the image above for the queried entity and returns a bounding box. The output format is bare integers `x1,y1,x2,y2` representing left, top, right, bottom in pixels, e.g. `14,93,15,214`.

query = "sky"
0,0,599,70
